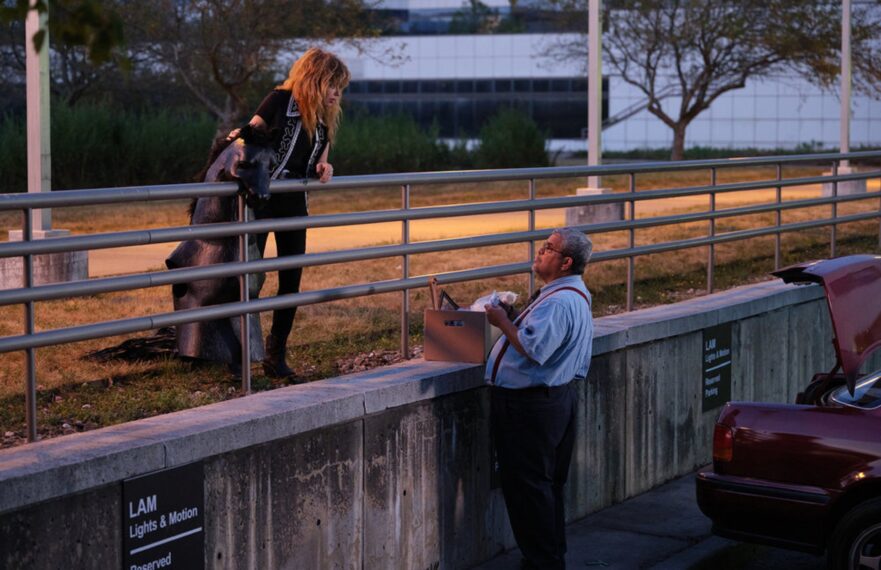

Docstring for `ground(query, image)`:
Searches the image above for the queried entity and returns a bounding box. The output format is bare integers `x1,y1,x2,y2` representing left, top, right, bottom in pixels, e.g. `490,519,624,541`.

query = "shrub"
436,138,474,171
332,112,452,175
0,103,216,193
473,108,548,169
0,114,25,194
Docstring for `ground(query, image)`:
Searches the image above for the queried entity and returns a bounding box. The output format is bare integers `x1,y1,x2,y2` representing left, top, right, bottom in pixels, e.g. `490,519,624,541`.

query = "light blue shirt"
485,275,593,389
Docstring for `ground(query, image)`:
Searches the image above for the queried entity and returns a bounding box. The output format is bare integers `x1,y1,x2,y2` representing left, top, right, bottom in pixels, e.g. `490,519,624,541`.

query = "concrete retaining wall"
0,280,832,569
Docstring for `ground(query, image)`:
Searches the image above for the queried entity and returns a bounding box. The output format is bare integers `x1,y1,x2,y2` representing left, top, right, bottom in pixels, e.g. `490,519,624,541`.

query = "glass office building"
319,2,881,151
345,76,607,139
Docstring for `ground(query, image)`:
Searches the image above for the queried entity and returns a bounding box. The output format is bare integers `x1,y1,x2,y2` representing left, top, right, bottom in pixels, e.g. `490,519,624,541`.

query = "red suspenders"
489,286,590,384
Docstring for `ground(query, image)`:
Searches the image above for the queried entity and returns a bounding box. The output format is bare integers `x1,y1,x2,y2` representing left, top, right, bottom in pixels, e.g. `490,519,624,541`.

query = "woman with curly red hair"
247,47,350,378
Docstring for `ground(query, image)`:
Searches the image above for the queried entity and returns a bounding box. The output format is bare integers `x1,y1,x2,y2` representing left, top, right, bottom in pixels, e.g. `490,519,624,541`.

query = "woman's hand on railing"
316,162,334,183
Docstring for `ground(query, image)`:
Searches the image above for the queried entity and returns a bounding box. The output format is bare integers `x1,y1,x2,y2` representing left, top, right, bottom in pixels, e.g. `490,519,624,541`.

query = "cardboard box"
423,309,501,363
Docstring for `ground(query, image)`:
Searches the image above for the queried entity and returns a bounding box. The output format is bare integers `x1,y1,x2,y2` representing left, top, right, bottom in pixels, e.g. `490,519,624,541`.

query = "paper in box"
423,309,500,363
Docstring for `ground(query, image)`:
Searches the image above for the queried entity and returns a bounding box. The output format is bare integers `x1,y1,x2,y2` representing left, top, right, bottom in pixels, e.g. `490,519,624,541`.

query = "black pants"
255,191,307,343
491,382,577,570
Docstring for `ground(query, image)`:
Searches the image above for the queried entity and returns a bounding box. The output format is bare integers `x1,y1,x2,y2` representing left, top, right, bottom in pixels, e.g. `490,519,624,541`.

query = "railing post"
528,179,536,297
401,184,410,359
23,208,37,443
775,164,782,270
708,168,717,294
831,161,838,258
627,173,636,311
237,195,251,395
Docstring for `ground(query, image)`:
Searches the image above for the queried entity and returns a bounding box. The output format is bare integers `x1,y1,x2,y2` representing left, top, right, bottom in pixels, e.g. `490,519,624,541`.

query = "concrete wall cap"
0,279,823,514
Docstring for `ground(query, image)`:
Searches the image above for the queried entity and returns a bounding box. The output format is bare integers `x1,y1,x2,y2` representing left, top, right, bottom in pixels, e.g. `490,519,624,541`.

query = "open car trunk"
773,255,881,396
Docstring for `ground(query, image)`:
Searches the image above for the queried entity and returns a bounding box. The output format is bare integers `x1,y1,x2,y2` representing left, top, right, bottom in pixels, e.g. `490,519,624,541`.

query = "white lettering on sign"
129,495,158,518
130,551,172,570
702,325,731,411
129,519,158,540
168,506,199,526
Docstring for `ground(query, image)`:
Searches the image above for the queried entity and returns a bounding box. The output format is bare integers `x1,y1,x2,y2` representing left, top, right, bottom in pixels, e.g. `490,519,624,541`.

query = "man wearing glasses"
484,227,594,570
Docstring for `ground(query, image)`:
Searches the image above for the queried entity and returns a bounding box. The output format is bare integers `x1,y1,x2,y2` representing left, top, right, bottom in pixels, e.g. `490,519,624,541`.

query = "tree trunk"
214,95,245,139
670,123,687,161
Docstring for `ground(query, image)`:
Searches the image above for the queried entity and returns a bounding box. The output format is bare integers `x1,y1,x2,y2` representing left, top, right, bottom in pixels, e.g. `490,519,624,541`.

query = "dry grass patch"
1,165,879,446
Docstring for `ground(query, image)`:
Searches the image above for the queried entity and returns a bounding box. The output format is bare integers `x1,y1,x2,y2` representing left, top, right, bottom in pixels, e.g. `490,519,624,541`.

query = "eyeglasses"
537,242,566,256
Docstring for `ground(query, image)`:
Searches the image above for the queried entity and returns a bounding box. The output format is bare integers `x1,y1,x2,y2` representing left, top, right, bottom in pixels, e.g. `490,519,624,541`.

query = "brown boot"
263,334,294,378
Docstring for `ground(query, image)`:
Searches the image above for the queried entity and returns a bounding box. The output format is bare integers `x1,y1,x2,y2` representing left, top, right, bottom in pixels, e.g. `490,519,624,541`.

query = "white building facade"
325,7,881,152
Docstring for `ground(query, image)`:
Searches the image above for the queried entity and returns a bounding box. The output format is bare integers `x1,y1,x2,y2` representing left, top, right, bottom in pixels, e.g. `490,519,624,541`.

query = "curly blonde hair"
278,47,350,143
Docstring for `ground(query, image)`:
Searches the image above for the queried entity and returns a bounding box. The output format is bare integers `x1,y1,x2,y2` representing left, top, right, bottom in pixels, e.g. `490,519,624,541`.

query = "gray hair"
554,228,593,275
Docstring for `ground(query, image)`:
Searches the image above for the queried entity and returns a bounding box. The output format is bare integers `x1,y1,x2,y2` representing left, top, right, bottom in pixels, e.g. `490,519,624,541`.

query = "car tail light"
713,424,734,463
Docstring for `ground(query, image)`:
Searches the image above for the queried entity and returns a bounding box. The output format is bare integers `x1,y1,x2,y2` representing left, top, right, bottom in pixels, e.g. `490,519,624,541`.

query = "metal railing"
2,151,881,442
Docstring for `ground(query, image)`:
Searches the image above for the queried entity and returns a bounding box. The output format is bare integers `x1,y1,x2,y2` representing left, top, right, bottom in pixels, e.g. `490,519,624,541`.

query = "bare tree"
125,0,383,134
547,0,881,160
3,0,390,120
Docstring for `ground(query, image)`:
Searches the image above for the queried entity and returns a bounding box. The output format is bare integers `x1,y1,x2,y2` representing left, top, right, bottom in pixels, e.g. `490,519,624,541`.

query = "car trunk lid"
773,255,881,395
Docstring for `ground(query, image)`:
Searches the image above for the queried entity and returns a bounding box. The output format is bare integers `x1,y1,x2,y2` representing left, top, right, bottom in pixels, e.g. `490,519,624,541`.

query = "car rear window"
831,369,881,409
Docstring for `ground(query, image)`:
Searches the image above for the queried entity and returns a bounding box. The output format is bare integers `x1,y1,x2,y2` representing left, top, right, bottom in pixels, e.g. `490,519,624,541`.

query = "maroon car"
696,255,881,569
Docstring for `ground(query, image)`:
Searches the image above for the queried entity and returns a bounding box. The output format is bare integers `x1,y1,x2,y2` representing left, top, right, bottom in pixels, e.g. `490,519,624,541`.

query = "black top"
255,89,328,179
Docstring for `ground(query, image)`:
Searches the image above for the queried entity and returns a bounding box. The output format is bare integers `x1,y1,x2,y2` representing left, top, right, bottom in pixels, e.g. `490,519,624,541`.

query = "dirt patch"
83,327,176,363
336,345,424,375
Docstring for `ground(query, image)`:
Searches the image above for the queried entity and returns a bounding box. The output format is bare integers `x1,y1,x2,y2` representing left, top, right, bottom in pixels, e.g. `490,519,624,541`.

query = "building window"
345,77,607,138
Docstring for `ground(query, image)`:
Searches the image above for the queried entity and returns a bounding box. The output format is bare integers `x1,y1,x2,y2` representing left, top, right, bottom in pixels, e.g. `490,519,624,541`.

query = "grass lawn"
1,164,879,446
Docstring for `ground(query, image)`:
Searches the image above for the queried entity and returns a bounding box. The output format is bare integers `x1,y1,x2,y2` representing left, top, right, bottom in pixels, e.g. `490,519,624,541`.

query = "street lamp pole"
840,0,851,168
587,0,602,189
25,4,52,232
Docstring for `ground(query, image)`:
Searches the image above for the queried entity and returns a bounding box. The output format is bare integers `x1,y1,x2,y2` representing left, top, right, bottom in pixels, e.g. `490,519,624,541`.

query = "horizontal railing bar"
4,209,877,351
617,189,881,231
0,198,574,257
0,229,559,305
4,151,880,447
206,150,881,194
0,181,238,210
1,151,880,211
574,188,881,236
0,262,532,353
603,170,878,209
3,173,880,259
708,190,881,219
594,211,880,260
5,191,881,305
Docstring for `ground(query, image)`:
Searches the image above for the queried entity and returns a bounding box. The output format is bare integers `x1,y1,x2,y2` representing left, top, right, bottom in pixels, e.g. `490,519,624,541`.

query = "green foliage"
0,0,125,65
0,115,25,194
333,112,459,175
473,108,548,169
0,104,555,192
0,103,215,193
438,139,474,171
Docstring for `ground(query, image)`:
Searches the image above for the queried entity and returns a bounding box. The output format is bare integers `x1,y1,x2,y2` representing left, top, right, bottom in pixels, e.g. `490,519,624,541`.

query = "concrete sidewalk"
473,470,824,569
